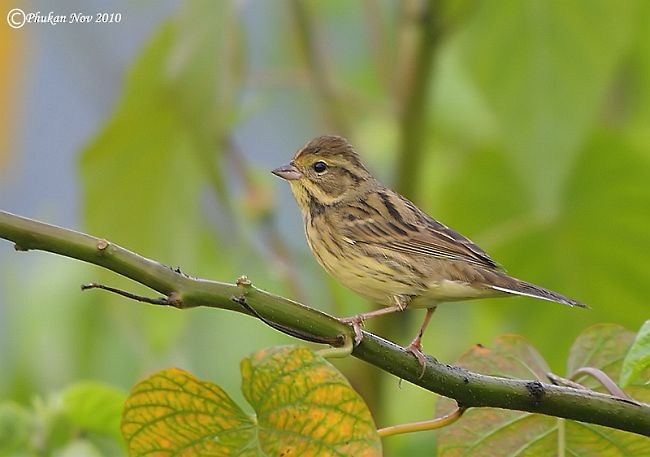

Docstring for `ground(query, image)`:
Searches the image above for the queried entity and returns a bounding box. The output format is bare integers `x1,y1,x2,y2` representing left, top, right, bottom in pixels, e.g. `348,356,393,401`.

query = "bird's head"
272,135,374,209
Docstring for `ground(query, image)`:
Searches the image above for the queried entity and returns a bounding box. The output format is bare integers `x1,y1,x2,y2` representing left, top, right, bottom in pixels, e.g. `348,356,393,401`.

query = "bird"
272,135,586,369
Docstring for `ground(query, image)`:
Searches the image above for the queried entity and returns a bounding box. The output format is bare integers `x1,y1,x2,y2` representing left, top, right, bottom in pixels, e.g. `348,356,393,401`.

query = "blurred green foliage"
0,381,125,456
1,0,648,455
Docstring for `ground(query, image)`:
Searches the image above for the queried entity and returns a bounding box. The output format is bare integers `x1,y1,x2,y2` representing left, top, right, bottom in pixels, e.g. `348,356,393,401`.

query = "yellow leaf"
122,368,255,456
241,346,381,457
122,346,381,456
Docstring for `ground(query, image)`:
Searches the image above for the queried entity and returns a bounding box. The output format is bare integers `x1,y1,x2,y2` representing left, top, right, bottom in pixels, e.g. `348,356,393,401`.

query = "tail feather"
490,278,588,308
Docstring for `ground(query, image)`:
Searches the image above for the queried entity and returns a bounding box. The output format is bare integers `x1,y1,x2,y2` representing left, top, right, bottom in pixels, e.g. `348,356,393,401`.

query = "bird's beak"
272,163,303,181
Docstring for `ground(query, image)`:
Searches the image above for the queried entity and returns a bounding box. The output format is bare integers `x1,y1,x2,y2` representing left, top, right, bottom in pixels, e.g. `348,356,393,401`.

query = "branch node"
526,380,546,405
14,243,28,251
96,239,109,251
168,291,183,308
231,295,246,306
236,274,252,288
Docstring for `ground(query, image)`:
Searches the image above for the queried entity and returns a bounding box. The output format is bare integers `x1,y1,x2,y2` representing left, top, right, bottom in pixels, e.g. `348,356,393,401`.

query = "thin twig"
81,283,180,307
378,405,465,437
546,372,587,390
571,367,632,400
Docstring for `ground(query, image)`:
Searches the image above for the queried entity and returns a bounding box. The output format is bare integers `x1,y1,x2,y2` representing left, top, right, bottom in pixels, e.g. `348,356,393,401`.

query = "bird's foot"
405,339,428,378
339,315,364,346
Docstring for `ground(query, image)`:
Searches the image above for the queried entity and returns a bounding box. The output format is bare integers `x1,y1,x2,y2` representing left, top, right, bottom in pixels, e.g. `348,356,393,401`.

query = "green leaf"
436,133,650,368
435,145,529,237
625,1,650,147
436,328,650,456
459,0,636,208
620,320,650,387
79,22,203,266
566,324,635,384
79,1,241,265
242,346,381,456
78,3,242,352
122,346,381,456
122,368,255,456
62,382,126,443
559,134,650,313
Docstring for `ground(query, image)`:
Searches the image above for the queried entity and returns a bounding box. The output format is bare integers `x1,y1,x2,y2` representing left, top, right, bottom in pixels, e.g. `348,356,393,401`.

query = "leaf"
459,0,636,208
62,382,126,443
79,22,203,266
435,145,529,238
620,320,650,387
566,324,650,402
241,346,381,457
452,335,552,381
122,346,381,456
79,3,242,352
625,1,650,147
566,324,635,385
436,133,650,369
122,368,255,456
436,336,554,456
79,1,241,265
559,134,650,312
436,328,650,457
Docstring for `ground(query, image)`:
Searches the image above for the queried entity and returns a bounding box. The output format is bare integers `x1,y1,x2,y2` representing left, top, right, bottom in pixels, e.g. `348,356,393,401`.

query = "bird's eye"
313,161,327,173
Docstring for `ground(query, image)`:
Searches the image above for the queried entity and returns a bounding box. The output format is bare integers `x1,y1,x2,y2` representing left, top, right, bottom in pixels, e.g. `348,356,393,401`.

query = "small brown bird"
273,135,585,368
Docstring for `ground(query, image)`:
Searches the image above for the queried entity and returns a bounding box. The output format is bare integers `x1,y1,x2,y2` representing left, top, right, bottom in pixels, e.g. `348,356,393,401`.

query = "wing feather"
341,190,502,270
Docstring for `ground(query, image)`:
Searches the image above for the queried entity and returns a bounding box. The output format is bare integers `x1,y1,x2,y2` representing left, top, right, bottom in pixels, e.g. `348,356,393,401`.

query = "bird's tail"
489,275,588,308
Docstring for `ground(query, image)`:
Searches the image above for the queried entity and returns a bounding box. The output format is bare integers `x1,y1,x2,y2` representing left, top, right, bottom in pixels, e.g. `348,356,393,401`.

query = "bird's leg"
340,295,410,345
406,306,437,377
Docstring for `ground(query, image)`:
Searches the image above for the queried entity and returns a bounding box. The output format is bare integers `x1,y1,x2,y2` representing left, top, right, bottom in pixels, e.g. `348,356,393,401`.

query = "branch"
1,210,649,437
395,0,442,199
290,0,350,136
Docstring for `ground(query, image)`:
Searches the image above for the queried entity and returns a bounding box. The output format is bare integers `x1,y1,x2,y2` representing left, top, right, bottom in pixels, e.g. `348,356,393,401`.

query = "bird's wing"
341,190,502,270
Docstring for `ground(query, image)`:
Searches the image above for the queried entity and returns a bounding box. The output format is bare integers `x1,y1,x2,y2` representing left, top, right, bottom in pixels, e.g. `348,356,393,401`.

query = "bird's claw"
340,315,364,346
406,340,428,378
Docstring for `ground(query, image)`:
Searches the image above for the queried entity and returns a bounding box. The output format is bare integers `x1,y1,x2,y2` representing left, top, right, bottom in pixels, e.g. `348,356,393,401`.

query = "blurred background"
1,0,648,455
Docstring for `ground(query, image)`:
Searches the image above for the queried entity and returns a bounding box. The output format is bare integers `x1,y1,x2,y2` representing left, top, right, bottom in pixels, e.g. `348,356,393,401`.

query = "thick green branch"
1,210,649,437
